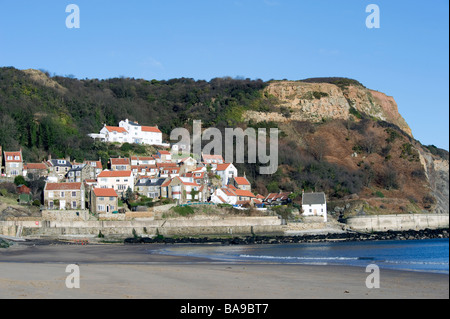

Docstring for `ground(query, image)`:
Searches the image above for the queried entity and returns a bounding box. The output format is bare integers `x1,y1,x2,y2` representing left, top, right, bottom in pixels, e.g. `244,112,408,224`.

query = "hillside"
0,67,448,216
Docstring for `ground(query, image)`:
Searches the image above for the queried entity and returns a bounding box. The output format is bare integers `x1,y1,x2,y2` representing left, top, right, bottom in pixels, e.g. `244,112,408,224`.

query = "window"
72,191,77,197
72,201,77,209
49,201,54,209
97,205,105,212
109,197,115,201
99,197,104,201
309,209,312,213
7,156,12,160
61,192,65,198
49,192,54,198
14,156,20,160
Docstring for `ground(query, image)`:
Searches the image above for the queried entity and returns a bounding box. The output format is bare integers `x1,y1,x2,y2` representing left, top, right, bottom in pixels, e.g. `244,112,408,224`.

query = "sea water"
152,238,449,274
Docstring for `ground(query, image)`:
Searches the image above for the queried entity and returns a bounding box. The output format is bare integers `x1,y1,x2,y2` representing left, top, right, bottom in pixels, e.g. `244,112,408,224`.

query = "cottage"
97,170,134,196
135,177,166,200
302,192,327,222
83,160,103,178
46,158,73,181
23,163,49,179
215,163,238,187
109,157,131,171
230,175,251,191
43,182,85,210
99,125,130,143
202,153,224,164
3,150,23,177
91,188,119,215
66,163,95,183
155,150,172,163
163,176,203,203
130,156,156,166
265,192,292,206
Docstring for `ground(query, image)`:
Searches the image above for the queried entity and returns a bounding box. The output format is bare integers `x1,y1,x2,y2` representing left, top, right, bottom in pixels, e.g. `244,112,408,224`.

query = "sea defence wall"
346,214,449,232
0,216,284,239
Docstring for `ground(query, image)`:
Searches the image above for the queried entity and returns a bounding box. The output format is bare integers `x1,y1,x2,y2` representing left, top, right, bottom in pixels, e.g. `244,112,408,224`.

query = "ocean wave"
238,254,360,261
383,260,449,266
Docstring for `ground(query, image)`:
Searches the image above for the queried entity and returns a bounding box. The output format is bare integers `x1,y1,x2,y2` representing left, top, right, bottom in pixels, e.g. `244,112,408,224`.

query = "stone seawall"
346,214,449,232
0,216,283,239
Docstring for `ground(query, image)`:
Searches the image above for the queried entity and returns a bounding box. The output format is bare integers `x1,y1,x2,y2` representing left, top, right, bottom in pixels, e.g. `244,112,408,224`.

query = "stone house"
135,177,166,200
109,157,131,171
66,163,95,183
91,188,119,214
3,150,23,178
43,182,85,210
230,175,251,191
23,162,49,179
46,158,73,181
161,176,204,203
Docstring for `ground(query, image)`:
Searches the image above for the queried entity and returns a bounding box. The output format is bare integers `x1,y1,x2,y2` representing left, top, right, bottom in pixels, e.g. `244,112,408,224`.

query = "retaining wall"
346,214,449,232
0,216,283,239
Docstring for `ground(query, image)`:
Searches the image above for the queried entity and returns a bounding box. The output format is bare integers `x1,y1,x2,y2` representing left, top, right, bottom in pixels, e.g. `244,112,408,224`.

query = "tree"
125,187,134,201
14,175,27,186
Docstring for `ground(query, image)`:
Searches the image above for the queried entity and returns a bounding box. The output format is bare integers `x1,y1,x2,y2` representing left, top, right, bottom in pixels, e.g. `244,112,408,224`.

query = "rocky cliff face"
244,80,448,215
244,81,413,137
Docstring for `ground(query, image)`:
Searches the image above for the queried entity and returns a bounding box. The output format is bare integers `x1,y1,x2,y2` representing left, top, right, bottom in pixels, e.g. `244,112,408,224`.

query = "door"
106,205,110,213
60,200,66,210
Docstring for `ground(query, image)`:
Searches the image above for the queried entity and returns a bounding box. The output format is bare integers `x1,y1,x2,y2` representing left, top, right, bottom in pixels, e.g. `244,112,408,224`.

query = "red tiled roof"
98,170,132,178
233,177,250,185
216,163,232,171
142,126,162,133
93,188,118,197
85,160,102,169
25,163,47,170
110,158,130,165
158,150,171,155
234,189,255,198
45,182,82,191
161,179,172,187
4,151,22,162
202,154,224,161
105,126,127,133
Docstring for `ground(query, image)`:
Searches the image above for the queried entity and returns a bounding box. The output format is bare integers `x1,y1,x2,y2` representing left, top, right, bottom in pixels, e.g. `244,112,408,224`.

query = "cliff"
244,80,413,137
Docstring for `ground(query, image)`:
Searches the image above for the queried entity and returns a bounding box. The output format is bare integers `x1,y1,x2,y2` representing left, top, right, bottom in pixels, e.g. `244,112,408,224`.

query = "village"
0,119,328,224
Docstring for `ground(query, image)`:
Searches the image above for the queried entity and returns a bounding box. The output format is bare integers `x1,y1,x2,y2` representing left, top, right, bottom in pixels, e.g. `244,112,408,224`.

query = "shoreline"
0,243,448,299
122,228,449,245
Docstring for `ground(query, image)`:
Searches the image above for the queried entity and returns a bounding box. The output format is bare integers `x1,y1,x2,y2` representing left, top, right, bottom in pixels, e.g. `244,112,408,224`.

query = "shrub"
32,200,41,207
374,191,385,198
173,205,195,216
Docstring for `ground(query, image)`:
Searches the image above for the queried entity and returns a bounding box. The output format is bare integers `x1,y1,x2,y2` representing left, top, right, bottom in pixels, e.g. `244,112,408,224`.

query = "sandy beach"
0,243,448,299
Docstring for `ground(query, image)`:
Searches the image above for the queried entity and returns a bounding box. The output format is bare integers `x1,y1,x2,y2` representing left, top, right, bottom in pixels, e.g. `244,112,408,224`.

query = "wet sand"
0,244,448,299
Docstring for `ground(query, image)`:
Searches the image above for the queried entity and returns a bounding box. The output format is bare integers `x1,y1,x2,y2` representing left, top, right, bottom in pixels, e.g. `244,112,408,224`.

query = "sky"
0,0,448,150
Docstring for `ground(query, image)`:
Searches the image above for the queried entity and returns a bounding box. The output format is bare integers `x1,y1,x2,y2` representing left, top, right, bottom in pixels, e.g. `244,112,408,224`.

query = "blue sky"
0,0,448,150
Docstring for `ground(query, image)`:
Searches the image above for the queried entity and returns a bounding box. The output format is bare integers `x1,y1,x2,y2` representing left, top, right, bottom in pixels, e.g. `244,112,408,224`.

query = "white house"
302,192,327,222
97,170,135,196
98,126,130,143
214,163,238,187
211,187,238,205
90,119,165,146
119,119,163,145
